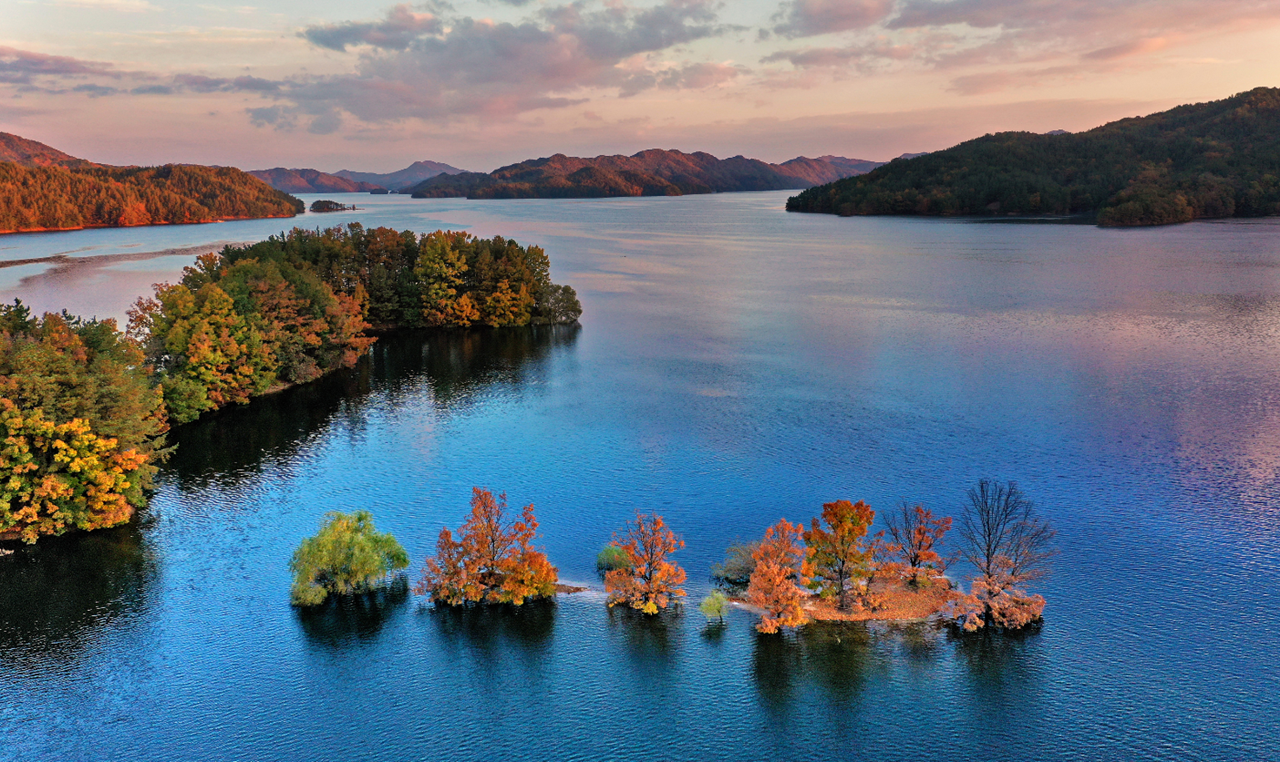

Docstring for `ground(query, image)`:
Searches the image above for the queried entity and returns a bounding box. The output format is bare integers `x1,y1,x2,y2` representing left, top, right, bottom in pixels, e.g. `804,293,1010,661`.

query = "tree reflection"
0,523,154,667
427,597,558,655
165,325,580,487
607,605,680,670
296,575,410,649
751,622,896,712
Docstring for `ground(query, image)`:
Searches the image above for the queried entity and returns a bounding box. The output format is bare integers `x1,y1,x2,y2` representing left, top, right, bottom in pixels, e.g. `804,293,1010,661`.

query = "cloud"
771,0,895,39
265,0,731,129
1083,37,1169,61
172,74,281,93
301,4,443,52
762,38,916,69
0,46,117,85
52,0,159,11
658,62,745,89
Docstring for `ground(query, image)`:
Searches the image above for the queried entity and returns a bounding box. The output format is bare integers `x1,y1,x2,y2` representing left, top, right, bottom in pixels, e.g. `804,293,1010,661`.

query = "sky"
2,0,1280,172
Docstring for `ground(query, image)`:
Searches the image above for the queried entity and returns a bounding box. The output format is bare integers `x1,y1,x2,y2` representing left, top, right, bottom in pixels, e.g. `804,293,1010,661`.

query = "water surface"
2,192,1278,761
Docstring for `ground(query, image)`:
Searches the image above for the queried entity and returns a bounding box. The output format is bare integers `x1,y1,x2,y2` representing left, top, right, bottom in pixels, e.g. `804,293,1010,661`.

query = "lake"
2,191,1278,761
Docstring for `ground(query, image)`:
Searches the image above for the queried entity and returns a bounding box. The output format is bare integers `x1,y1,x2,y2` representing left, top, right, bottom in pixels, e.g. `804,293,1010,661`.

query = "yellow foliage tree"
0,399,146,543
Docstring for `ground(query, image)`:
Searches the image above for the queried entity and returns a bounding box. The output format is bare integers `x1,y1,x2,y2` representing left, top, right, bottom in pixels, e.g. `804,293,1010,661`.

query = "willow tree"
289,511,409,606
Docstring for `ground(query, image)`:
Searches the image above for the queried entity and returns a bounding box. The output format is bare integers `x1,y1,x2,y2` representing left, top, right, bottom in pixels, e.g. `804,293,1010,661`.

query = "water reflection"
607,606,681,669
0,523,154,667
427,597,558,655
296,576,411,649
165,325,580,487
406,324,581,409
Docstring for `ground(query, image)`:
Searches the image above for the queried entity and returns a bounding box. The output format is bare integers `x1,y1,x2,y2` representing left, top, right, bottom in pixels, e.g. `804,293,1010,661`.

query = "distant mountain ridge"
248,167,383,194
336,161,466,191
0,134,301,234
409,150,880,199
787,87,1280,227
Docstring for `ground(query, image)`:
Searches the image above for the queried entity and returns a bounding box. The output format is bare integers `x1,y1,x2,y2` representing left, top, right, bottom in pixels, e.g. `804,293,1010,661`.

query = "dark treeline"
788,87,1280,227
0,163,302,233
0,225,581,543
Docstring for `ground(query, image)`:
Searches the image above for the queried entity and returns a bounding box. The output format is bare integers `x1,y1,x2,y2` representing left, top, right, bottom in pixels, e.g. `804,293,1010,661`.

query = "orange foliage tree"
747,518,813,633
883,503,953,587
415,488,558,606
804,499,876,612
604,513,687,614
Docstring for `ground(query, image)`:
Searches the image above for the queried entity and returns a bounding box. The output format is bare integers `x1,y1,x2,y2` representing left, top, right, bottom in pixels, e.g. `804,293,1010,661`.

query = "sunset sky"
4,0,1280,172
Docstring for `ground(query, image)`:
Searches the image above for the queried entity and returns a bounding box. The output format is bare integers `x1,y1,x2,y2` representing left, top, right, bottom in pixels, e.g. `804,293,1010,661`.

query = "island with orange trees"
285,479,1055,637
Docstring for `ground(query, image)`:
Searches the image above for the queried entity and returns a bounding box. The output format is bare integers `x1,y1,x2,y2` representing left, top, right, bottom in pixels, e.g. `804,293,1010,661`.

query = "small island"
309,199,357,213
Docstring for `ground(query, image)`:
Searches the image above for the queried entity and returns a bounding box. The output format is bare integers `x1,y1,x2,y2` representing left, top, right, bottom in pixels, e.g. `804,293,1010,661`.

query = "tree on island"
416,488,558,606
604,513,687,614
805,499,876,612
309,199,353,213
747,518,813,633
699,590,728,623
596,543,628,576
290,510,409,606
950,480,1057,632
710,540,760,595
883,502,952,588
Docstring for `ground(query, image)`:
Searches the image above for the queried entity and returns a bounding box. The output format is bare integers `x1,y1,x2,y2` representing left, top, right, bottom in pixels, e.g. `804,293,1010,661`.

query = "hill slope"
0,133,100,168
0,135,302,234
336,161,466,191
787,87,1280,227
249,167,383,193
409,150,874,199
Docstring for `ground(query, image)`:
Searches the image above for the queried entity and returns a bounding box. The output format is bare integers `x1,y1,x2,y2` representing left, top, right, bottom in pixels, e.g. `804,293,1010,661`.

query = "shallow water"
2,192,1279,761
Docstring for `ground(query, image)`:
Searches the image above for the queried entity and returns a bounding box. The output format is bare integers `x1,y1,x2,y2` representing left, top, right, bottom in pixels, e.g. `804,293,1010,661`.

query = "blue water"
2,192,1279,760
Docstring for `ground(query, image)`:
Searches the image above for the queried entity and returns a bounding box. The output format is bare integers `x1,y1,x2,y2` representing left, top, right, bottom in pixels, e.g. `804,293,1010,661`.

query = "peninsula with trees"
0,133,303,234
0,224,581,543
787,87,1280,227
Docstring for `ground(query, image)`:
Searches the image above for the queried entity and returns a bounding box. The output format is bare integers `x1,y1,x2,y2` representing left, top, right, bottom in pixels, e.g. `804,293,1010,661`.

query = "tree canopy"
0,303,167,543
416,488,558,606
289,510,409,606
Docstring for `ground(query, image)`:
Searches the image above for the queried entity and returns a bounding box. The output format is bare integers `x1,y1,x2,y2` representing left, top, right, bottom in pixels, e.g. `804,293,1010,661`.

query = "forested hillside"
410,150,873,199
787,87,1280,226
0,133,302,233
248,167,383,193
0,163,303,233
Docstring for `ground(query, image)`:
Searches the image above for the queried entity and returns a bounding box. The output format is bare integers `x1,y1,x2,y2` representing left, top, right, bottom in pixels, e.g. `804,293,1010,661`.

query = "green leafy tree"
289,511,409,606
699,590,728,622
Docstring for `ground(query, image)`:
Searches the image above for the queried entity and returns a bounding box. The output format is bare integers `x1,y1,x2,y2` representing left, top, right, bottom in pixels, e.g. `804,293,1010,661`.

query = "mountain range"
248,160,467,193
409,150,884,199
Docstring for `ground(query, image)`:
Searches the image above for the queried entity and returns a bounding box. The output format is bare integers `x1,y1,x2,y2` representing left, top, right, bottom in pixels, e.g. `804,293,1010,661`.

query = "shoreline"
0,212,298,237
